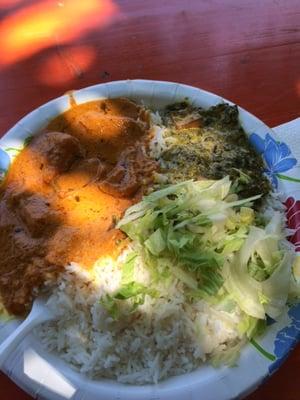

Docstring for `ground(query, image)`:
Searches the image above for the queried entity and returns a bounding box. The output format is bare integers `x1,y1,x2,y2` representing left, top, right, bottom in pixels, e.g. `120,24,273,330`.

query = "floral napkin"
273,118,300,254
274,117,300,162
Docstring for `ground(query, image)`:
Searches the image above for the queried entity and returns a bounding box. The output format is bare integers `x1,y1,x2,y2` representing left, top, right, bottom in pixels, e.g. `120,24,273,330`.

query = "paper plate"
0,80,299,400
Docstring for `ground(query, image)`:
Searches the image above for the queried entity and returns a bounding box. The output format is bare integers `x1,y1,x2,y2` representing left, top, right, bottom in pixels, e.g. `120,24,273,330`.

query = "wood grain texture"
0,0,299,399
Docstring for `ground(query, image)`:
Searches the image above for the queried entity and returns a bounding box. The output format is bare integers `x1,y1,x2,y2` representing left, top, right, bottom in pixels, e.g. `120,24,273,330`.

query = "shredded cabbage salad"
99,176,296,363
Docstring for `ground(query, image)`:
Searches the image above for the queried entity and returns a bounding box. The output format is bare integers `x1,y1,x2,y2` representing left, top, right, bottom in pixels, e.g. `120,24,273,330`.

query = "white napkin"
273,117,300,161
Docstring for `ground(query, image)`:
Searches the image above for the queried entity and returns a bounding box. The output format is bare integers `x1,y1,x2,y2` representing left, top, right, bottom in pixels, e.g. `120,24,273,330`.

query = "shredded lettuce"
224,219,293,319
210,315,265,368
100,251,158,318
100,295,120,319
238,314,266,339
262,252,292,318
114,282,149,300
118,177,263,298
210,338,247,367
120,252,137,284
105,176,295,362
289,257,300,301
144,229,166,256
101,281,156,319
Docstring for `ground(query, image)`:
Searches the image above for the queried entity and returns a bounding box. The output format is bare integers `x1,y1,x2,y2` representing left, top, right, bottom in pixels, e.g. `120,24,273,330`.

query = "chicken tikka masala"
0,98,156,315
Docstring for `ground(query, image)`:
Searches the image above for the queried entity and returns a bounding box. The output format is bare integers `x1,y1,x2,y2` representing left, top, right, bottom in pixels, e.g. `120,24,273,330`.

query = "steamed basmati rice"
36,253,244,384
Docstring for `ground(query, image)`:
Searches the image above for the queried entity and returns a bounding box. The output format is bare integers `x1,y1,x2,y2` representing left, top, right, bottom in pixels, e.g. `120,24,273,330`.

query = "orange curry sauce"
0,98,156,315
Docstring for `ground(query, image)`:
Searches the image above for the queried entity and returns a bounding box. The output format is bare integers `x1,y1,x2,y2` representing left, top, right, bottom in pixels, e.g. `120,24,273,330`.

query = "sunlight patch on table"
38,45,96,86
0,0,119,67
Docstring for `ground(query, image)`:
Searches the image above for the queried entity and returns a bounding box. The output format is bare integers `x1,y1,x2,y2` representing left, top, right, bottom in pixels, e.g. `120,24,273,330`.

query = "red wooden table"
0,0,299,399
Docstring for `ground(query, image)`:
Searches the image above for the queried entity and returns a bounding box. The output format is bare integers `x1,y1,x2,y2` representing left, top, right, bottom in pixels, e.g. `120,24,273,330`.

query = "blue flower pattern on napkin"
247,133,299,375
249,133,297,187
268,303,300,375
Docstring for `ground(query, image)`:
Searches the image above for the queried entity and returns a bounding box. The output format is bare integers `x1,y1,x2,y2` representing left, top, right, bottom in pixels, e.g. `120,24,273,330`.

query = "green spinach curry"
160,102,270,204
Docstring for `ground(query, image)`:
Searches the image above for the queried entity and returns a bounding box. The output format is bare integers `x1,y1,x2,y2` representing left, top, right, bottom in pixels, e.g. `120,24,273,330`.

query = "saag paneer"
160,102,270,203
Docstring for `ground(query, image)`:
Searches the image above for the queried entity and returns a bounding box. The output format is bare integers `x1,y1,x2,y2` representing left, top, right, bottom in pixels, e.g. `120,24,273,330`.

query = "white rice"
36,253,243,384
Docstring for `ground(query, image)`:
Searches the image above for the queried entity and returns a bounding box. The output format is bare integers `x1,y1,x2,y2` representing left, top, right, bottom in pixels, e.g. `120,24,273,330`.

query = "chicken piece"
97,98,146,120
17,194,60,237
6,131,85,190
31,131,84,183
35,131,84,171
66,111,146,162
99,146,156,197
